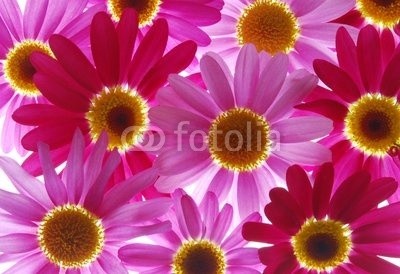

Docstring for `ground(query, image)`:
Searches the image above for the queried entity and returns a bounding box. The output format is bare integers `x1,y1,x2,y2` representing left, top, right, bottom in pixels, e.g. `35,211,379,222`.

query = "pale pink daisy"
0,0,104,155
87,0,223,48
201,0,358,71
119,189,263,273
150,44,333,218
0,130,172,273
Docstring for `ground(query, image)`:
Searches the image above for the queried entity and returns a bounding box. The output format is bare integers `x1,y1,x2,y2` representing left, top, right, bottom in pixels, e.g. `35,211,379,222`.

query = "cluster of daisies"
0,0,400,273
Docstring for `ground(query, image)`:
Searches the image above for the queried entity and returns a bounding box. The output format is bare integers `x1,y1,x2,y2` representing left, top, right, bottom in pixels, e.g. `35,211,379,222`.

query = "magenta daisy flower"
12,9,196,184
150,44,332,218
0,130,171,273
200,0,357,71
0,0,104,155
119,189,263,273
297,25,400,199
243,163,400,273
88,0,222,48
333,0,400,36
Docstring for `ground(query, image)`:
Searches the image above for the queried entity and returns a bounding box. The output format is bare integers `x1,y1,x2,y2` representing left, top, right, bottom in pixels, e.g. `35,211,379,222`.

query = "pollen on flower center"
86,86,149,151
236,0,300,54
291,219,352,271
107,0,161,26
356,0,400,28
38,204,105,268
172,240,226,274
345,93,400,156
208,107,271,172
3,39,52,96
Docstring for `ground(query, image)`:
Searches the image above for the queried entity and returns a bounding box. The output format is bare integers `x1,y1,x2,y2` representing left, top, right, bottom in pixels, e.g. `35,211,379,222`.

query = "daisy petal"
3,253,47,274
210,204,233,243
273,142,331,166
350,252,400,273
312,163,334,219
0,234,37,253
98,250,128,274
200,52,235,111
237,172,259,218
0,0,22,40
286,165,312,217
118,244,174,266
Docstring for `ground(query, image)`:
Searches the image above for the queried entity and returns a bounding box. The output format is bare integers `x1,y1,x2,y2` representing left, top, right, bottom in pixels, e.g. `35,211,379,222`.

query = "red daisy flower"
242,163,400,273
12,9,196,190
297,25,400,199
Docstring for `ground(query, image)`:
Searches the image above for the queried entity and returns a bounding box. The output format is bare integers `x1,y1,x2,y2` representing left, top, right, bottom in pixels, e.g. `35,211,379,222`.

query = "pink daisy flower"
0,130,172,273
13,9,196,186
332,0,400,36
119,189,263,273
150,44,333,218
200,0,357,71
87,0,223,48
297,25,400,199
0,0,104,155
243,163,400,273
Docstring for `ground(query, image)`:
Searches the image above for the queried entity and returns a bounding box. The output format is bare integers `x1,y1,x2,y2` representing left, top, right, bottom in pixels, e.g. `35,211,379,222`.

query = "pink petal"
168,74,220,119
210,204,233,244
37,262,60,274
273,142,331,166
237,172,260,218
161,1,220,25
299,0,354,23
180,194,203,239
226,247,260,265
234,44,259,107
37,142,67,206
0,190,46,221
97,250,128,274
90,11,120,86
0,214,36,234
0,234,37,253
104,198,172,227
84,150,121,211
118,243,174,266
128,19,168,87
199,192,219,238
222,212,262,250
0,0,23,40
0,18,13,58
36,1,69,41
23,0,48,38
251,54,288,114
0,156,52,208
266,69,317,122
289,0,323,17
3,253,47,274
207,168,234,201
106,221,171,241
200,52,235,111
99,168,158,215
272,116,332,143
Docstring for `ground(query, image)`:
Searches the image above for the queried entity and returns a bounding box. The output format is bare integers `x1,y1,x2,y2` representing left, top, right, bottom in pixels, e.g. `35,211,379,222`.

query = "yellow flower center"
107,0,161,26
345,93,400,156
86,86,149,151
3,39,52,97
292,219,352,272
172,240,226,274
236,0,300,55
356,0,400,28
38,204,105,268
208,108,271,172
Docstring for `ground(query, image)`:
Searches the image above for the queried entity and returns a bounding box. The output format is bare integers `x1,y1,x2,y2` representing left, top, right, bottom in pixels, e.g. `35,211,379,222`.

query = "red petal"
91,12,120,86
138,40,197,98
312,163,334,219
264,202,301,235
49,35,102,92
258,243,293,265
286,165,313,218
328,170,370,221
380,53,400,97
357,25,382,92
242,222,290,244
21,120,88,151
350,253,400,273
380,28,395,65
128,19,168,88
341,177,397,223
296,99,348,122
12,104,81,125
116,8,138,81
313,59,361,103
269,187,306,224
